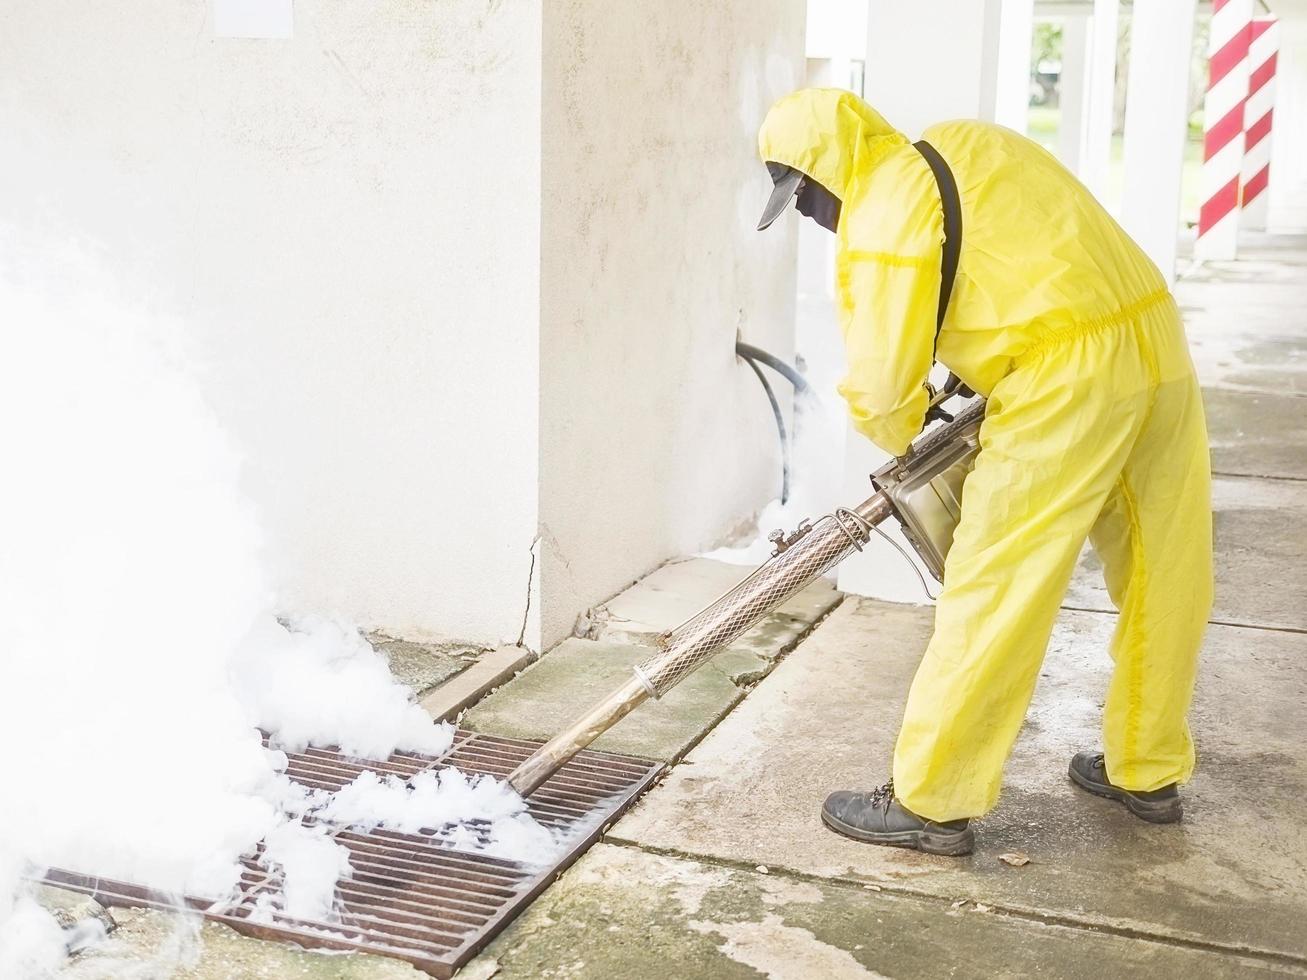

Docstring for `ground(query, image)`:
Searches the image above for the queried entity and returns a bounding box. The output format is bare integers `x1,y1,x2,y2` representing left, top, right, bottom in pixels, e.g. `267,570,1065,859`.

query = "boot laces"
869,780,895,813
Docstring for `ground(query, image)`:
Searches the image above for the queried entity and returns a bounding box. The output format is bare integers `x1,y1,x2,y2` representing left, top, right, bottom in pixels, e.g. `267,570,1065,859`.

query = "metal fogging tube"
506,492,893,796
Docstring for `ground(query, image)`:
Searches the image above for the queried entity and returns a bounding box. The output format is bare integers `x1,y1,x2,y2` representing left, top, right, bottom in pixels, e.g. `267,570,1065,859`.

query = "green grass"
1028,105,1059,142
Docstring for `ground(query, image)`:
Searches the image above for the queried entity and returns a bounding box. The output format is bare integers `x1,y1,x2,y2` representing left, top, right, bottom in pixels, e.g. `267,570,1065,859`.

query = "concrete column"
807,0,869,63
1120,0,1198,284
806,57,835,88
865,0,1032,133
1083,0,1121,200
1268,15,1307,232
536,0,807,649
986,0,1036,132
798,56,839,301
1058,12,1093,174
865,0,993,133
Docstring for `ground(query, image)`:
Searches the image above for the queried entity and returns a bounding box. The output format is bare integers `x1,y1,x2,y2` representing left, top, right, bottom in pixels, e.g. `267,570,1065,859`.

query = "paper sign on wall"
214,0,293,39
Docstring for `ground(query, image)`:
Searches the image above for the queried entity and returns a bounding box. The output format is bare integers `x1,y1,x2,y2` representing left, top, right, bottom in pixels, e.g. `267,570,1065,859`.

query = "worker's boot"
820,781,974,856
1068,752,1182,824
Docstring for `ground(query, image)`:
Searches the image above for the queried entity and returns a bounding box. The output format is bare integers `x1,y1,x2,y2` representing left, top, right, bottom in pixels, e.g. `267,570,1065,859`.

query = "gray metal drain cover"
40,729,663,977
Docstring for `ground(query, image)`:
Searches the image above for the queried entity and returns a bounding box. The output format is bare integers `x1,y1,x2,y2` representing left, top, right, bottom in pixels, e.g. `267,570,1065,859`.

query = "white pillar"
1267,15,1307,232
985,0,1036,132
797,57,839,302
807,0,870,63
1082,0,1121,201
1058,12,1093,174
537,1,807,648
1120,0,1198,284
865,0,993,134
865,0,1035,135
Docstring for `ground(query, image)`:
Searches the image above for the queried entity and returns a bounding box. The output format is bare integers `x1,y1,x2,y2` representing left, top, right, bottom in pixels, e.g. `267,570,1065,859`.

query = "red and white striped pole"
1240,17,1279,231
1196,0,1255,260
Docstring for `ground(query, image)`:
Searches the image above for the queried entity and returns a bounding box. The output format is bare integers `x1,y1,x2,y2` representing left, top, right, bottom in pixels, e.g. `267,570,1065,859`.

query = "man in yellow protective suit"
756,88,1212,856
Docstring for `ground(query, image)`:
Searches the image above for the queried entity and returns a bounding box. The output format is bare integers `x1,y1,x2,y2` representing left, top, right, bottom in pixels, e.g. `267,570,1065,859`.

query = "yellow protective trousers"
892,296,1213,822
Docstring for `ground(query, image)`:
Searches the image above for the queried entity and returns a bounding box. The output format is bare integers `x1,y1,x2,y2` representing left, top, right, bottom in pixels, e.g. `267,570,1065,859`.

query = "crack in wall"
516,535,541,650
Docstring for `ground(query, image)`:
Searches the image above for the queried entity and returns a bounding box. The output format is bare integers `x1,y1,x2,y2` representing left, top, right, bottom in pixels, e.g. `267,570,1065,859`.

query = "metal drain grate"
39,729,662,977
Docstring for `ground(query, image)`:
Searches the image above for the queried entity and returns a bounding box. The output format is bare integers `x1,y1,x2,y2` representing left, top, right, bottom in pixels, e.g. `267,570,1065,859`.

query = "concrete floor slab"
1182,241,1307,476
1203,344,1307,396
461,637,748,761
1067,473,1307,631
33,884,115,936
1205,387,1307,481
615,598,1307,965
475,842,1301,979
418,644,536,722
589,556,841,644
368,635,485,697
1182,248,1307,393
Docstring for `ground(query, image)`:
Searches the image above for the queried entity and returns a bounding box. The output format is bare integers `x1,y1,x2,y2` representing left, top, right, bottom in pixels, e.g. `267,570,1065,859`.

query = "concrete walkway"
470,237,1307,978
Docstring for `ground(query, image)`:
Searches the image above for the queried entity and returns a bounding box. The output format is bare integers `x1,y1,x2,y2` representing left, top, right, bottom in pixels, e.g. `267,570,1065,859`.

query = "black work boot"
1068,752,1182,824
820,781,974,856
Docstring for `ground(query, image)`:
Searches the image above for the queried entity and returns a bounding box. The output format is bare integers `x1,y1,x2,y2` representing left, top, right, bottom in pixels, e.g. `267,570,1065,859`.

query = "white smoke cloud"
0,235,555,975
314,767,563,866
703,383,848,565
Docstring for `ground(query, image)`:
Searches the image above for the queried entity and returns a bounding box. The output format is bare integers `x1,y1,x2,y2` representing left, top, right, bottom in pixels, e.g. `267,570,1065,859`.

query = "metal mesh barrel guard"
634,512,869,697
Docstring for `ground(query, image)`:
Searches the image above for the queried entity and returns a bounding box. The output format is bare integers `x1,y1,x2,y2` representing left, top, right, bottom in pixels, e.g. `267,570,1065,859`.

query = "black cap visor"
757,164,805,231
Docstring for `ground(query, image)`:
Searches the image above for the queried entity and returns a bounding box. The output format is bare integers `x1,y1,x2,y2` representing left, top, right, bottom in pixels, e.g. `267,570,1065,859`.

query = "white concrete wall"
1082,0,1121,201
537,0,806,648
865,1,997,136
988,0,1036,133
807,0,870,60
1269,14,1307,232
1057,12,1092,174
1119,0,1197,282
794,57,849,313
864,0,1032,136
0,0,543,646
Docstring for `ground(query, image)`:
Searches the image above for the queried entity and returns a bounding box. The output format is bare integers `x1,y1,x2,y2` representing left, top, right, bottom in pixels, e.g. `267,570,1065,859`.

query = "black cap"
757,162,805,231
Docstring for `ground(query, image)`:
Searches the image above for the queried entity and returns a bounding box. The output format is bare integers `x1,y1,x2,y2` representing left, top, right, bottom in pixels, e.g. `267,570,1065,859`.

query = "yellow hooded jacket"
758,88,1170,456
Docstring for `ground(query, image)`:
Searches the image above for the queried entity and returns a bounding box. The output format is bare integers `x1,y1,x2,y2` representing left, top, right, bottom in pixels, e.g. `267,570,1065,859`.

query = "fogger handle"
505,676,652,797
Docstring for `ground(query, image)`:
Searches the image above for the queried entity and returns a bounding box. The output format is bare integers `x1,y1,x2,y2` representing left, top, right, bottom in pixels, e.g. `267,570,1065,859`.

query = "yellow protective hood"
757,88,907,201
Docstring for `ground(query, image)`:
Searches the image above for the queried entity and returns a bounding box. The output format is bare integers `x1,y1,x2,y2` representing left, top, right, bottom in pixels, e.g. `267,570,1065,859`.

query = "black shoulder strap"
912,140,962,350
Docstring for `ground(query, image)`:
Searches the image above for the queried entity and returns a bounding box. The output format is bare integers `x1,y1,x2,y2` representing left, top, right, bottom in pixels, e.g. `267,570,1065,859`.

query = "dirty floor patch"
476,843,1295,979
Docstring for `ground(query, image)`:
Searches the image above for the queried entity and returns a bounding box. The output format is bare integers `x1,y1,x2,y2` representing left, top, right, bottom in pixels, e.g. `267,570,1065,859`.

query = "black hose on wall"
736,341,810,506
743,355,790,504
736,341,816,401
